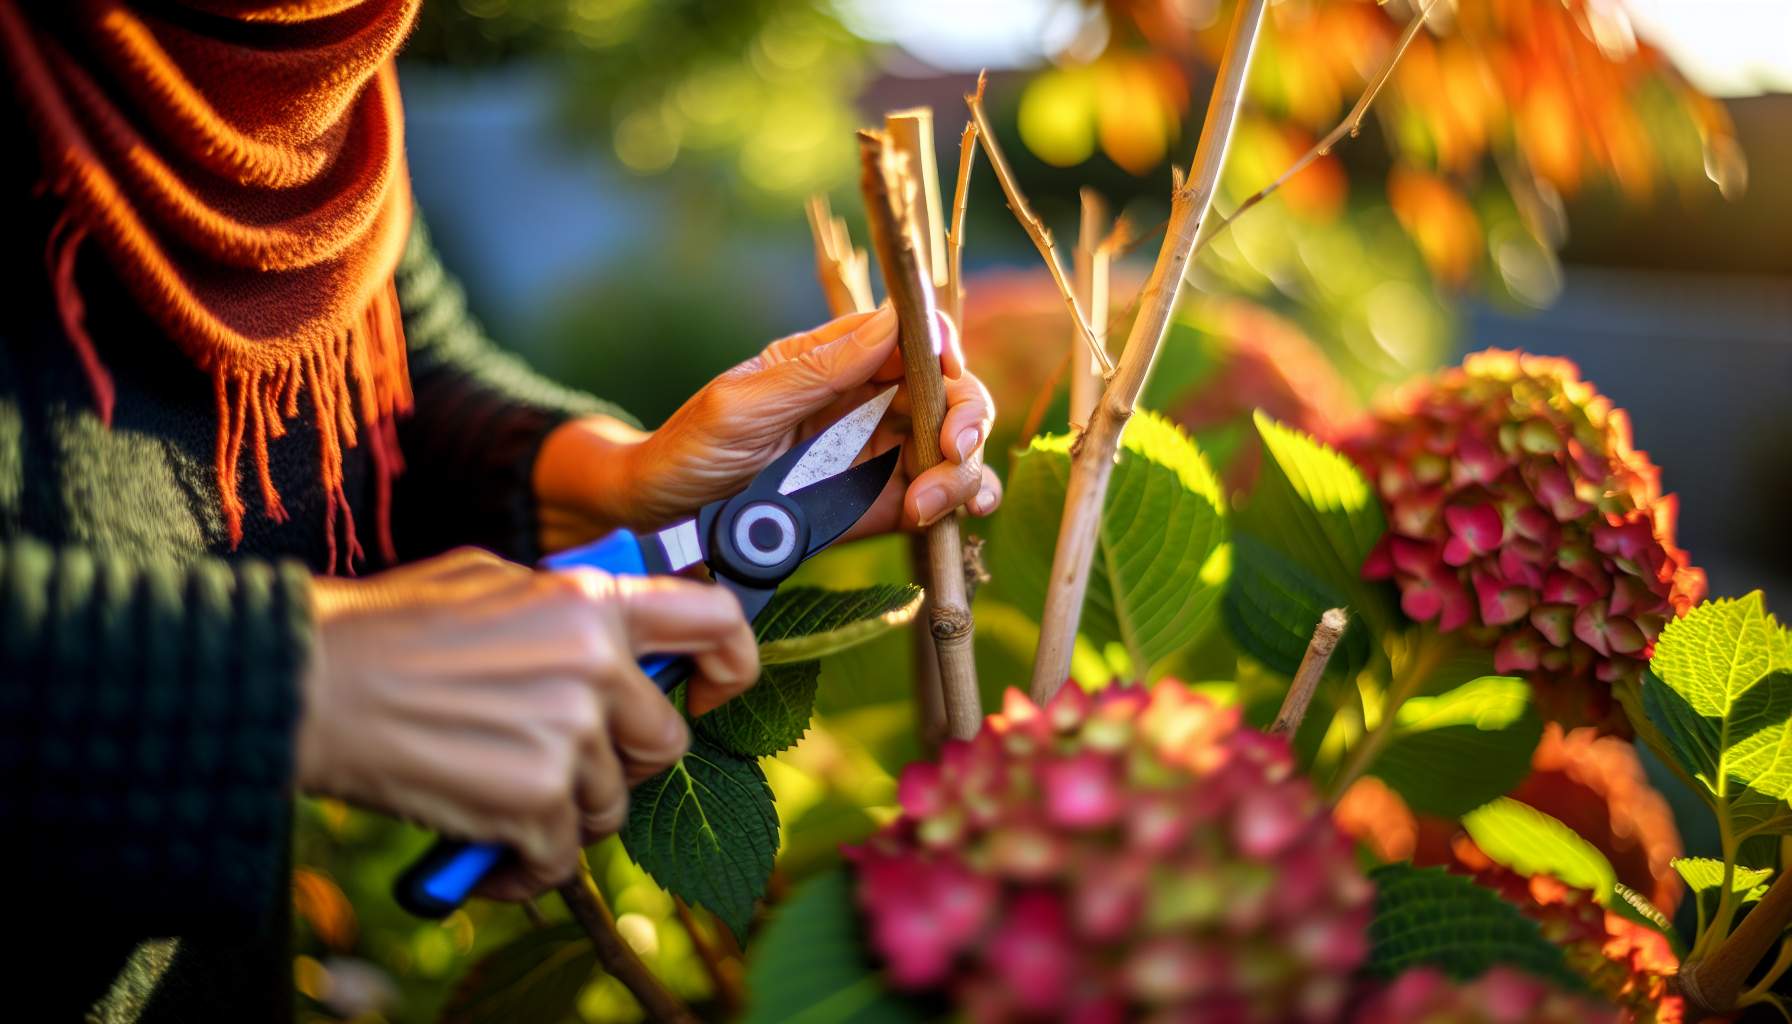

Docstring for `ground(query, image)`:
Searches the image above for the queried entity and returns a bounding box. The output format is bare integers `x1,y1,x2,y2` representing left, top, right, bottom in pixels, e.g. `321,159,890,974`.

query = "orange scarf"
0,0,419,570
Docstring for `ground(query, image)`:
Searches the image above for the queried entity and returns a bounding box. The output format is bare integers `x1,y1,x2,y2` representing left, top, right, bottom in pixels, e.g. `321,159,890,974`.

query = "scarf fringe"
209,280,411,574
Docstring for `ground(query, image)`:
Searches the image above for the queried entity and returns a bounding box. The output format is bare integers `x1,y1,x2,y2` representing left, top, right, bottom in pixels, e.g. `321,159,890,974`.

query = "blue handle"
395,529,690,917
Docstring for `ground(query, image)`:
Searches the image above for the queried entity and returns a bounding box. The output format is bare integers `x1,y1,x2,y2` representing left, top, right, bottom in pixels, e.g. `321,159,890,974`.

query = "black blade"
788,446,902,557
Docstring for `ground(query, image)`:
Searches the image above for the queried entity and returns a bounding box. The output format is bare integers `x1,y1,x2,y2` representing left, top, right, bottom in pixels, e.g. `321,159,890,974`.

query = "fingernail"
915,485,949,526
974,485,997,515
664,715,689,749
861,305,896,341
954,426,981,462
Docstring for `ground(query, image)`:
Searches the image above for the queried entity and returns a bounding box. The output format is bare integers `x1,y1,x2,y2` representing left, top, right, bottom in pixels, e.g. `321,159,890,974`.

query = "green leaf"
1461,798,1617,903
1672,857,1773,903
1223,531,1369,680
696,662,820,757
440,922,595,1024
1368,676,1543,818
696,585,922,757
744,868,930,1024
1238,412,1386,608
993,410,1229,672
756,585,924,666
1643,593,1792,838
1367,864,1577,987
621,737,778,941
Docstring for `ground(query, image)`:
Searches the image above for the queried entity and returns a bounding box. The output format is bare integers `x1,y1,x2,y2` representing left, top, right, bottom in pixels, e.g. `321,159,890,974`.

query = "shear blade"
789,446,902,556
776,386,898,496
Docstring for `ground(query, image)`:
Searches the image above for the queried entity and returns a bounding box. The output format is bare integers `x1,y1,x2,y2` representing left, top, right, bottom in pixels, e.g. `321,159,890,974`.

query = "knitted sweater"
0,185,625,1021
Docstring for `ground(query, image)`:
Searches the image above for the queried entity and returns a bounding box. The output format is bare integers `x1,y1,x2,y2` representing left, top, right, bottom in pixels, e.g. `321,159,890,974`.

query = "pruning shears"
394,386,902,918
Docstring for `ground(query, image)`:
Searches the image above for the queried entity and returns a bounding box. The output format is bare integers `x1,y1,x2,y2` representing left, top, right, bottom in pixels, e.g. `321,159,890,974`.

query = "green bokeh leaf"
1367,864,1577,987
1223,531,1368,680
993,410,1228,673
621,737,778,941
1368,676,1542,818
756,585,923,665
1672,857,1773,903
1643,592,1792,838
744,868,930,1024
1229,413,1391,669
1462,798,1617,903
440,922,595,1024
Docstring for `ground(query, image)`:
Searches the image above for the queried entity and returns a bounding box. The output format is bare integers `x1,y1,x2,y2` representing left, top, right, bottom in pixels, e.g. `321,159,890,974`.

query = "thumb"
743,305,898,416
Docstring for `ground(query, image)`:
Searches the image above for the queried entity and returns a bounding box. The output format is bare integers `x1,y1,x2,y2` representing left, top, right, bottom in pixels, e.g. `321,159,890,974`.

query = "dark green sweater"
1,183,623,1020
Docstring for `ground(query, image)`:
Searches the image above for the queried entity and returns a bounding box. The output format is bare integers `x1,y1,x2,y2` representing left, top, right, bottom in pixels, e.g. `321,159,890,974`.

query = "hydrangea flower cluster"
1452,847,1683,1024
1344,350,1705,692
1349,967,1621,1024
847,681,1374,1022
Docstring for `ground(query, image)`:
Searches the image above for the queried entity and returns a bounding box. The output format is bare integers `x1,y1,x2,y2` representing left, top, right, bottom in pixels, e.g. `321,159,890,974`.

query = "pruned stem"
1684,869,1792,1020
559,862,695,1023
944,119,979,328
1069,188,1112,431
965,74,1114,379
804,196,875,318
1193,0,1435,256
804,191,949,752
1270,609,1348,738
859,129,982,740
1026,0,1268,702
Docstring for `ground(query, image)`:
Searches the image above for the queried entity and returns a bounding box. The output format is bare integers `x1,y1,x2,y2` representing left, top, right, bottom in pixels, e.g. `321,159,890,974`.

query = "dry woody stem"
1270,609,1348,738
804,191,949,751
1069,188,1112,431
1683,868,1792,1019
560,863,695,1023
1026,0,1269,702
1194,0,1435,256
803,196,873,317
965,73,1113,379
858,129,982,740
943,119,978,328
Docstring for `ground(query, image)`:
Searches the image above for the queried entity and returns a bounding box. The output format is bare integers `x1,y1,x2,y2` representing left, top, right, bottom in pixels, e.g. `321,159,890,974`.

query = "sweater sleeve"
0,536,309,933
390,215,637,564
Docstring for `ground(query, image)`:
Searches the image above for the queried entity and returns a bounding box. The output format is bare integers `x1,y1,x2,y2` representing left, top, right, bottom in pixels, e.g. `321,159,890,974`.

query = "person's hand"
294,548,759,899
533,306,1002,551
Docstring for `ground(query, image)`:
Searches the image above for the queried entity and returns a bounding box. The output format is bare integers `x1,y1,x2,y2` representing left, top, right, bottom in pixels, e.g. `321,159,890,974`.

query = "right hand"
294,548,759,899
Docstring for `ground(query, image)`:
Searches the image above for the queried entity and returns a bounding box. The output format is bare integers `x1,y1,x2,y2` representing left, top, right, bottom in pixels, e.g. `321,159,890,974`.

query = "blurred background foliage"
297,1,1792,1019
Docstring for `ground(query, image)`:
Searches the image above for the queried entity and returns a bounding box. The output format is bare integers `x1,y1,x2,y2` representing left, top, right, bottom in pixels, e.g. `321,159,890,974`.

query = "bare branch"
1684,869,1792,1020
1029,0,1269,701
1069,188,1111,431
1270,609,1348,738
559,864,695,1023
1194,0,1436,255
804,195,874,316
943,118,978,328
859,129,982,740
964,73,1115,378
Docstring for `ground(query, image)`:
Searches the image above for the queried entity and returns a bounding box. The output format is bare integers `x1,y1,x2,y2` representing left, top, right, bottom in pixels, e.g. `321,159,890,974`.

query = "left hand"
535,306,1001,552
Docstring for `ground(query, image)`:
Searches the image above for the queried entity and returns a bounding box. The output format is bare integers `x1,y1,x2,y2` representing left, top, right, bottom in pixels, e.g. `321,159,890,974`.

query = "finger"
935,310,965,380
577,734,629,844
939,370,994,464
477,800,580,901
608,577,758,684
905,456,987,529
598,665,693,786
764,305,889,356
729,306,900,425
686,617,761,718
970,464,1003,517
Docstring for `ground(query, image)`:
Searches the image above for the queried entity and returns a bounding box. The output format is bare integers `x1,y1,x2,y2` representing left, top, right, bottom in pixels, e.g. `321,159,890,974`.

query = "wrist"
535,415,655,533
